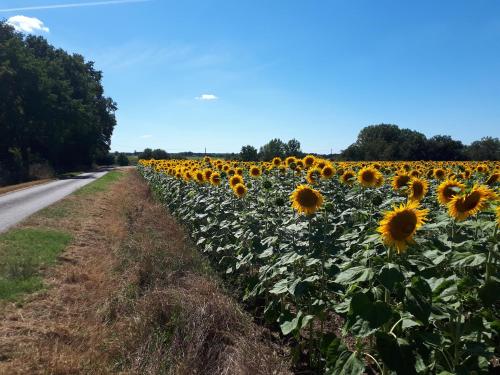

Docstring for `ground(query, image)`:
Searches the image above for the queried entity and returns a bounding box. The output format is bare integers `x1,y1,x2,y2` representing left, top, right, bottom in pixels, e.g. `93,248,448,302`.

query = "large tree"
0,21,117,183
239,145,258,161
259,138,286,161
466,137,500,161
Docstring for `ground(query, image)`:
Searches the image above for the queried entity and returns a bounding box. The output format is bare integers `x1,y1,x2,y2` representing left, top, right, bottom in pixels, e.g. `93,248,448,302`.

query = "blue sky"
2,0,500,153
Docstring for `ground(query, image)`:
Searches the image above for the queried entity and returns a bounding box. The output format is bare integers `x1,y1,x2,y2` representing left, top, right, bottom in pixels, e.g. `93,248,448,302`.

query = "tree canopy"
341,124,498,161
0,21,117,184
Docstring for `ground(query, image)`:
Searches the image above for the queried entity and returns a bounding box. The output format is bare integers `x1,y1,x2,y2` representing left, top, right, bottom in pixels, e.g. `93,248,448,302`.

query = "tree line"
341,124,499,161
0,21,117,185
235,125,498,162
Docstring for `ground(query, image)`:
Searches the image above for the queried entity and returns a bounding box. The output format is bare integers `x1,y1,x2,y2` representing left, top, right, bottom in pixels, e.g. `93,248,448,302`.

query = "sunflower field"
138,157,499,375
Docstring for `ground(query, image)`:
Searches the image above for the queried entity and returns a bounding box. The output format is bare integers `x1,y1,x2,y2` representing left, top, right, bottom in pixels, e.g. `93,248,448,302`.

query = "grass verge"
75,170,124,196
0,228,72,300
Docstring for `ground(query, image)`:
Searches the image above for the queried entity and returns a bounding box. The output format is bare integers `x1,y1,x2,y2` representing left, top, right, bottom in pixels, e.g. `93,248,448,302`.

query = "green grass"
75,170,124,196
38,200,75,219
0,228,72,300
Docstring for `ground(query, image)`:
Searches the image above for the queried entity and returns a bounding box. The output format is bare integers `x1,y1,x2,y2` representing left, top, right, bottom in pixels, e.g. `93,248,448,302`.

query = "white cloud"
7,15,49,33
140,134,153,138
195,94,218,101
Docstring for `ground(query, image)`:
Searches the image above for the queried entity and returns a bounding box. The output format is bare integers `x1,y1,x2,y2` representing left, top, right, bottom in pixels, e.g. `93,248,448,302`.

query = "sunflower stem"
485,225,497,283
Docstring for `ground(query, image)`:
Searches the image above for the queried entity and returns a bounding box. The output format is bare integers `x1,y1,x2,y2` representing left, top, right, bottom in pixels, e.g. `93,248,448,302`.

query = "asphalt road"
0,170,109,233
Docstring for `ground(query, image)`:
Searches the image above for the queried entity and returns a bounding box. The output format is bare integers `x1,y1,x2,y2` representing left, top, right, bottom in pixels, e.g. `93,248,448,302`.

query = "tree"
341,124,466,161
466,137,500,161
239,145,258,161
341,124,426,160
116,153,129,166
284,138,303,157
140,148,153,160
0,21,117,183
151,149,169,160
259,138,286,161
426,135,465,161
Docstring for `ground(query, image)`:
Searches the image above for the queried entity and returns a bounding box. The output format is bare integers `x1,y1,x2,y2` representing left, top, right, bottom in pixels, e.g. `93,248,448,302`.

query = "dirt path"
0,171,290,375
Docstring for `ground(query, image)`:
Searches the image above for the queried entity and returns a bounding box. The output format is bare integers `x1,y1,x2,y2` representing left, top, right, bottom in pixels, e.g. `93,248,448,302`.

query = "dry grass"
0,170,290,375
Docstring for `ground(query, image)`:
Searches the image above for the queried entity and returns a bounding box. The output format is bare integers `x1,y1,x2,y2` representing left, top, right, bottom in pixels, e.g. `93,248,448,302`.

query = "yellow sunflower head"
203,168,213,181
377,201,429,254
408,177,429,202
437,178,465,205
272,157,282,167
447,185,494,221
392,174,411,191
303,155,316,168
340,170,356,185
306,167,322,185
290,184,324,215
229,175,244,188
485,173,499,186
249,165,262,178
433,168,446,180
285,156,297,167
321,165,335,179
210,172,221,186
233,183,247,198
358,166,383,188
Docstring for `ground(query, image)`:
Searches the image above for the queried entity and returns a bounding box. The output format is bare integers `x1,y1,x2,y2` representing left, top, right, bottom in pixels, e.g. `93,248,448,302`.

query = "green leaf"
450,252,486,267
347,293,393,337
405,278,432,324
280,311,302,335
269,279,288,295
331,351,365,375
375,332,417,375
478,281,500,305
335,266,374,285
378,264,405,291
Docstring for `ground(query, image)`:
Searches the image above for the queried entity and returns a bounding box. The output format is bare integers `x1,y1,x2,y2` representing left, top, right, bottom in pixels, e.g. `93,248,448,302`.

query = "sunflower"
321,165,335,179
285,156,296,168
272,157,282,167
210,172,221,186
476,164,489,174
232,183,247,198
447,185,493,221
229,175,244,188
203,169,213,181
408,177,428,202
378,201,429,254
358,166,383,188
306,167,322,185
392,174,411,191
437,179,465,205
486,173,499,186
433,168,446,180
249,165,262,178
290,184,324,215
340,170,356,185
316,159,327,170
303,155,316,168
